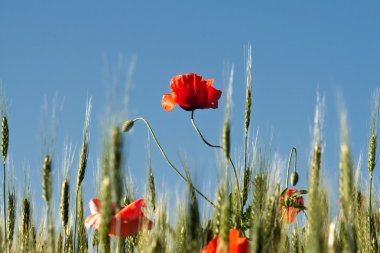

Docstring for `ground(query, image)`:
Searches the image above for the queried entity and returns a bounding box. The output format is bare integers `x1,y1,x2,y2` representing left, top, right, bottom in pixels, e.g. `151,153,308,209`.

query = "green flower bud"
121,120,134,132
291,171,299,186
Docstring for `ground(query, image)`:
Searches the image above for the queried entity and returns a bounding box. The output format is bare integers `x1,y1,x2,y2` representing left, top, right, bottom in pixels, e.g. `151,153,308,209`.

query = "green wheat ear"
368,88,379,252
338,108,356,252
19,206,35,253
21,198,31,241
183,165,201,252
6,191,15,252
144,200,168,253
244,45,252,142
307,143,322,252
292,228,299,253
368,135,376,177
1,115,8,253
76,98,91,189
92,229,99,252
174,204,186,253
65,226,74,253
60,178,69,233
307,93,326,253
111,127,123,253
213,187,222,236
73,98,92,253
111,127,122,205
1,116,8,162
219,178,231,252
42,155,52,204
242,45,253,208
223,65,233,163
147,148,156,211
368,88,379,177
41,154,55,253
241,167,251,208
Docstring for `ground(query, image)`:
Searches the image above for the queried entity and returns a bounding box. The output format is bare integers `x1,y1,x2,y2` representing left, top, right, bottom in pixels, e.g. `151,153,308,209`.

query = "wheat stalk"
338,108,355,252
73,98,92,253
56,232,62,253
6,190,14,252
242,45,253,207
1,115,8,252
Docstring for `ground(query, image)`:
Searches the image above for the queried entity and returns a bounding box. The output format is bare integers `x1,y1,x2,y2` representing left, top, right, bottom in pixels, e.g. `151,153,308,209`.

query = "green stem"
190,111,241,199
63,231,66,253
244,132,248,171
3,162,6,253
73,188,79,253
370,176,373,244
370,176,373,215
47,204,55,253
132,117,215,207
285,147,297,189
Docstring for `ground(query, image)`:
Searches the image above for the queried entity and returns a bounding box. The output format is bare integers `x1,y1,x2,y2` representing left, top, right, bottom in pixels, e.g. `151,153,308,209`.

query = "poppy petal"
236,237,250,253
171,74,198,111
163,73,222,112
162,94,176,112
206,86,222,109
191,74,206,107
89,198,101,214
108,216,153,238
206,79,214,87
286,207,297,224
202,229,249,253
85,213,100,229
201,236,219,253
229,229,240,251
114,199,146,221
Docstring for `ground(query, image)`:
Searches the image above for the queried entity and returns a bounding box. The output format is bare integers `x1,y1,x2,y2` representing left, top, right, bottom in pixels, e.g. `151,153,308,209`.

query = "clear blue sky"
1,1,379,219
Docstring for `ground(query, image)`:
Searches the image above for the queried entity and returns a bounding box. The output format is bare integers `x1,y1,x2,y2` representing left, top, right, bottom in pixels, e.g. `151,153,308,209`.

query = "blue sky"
1,1,380,219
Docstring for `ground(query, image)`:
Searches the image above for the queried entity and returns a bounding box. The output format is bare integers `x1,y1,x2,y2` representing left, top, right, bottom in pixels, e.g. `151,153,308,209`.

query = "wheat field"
0,47,379,253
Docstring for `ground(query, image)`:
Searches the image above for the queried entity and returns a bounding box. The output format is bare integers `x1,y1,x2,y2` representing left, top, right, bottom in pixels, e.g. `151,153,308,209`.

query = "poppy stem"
131,117,215,207
190,111,222,148
190,111,241,199
285,147,297,189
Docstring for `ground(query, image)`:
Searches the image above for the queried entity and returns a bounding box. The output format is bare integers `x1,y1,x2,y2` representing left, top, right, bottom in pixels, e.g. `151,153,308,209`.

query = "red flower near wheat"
162,73,222,112
280,189,305,224
85,198,153,237
202,229,250,253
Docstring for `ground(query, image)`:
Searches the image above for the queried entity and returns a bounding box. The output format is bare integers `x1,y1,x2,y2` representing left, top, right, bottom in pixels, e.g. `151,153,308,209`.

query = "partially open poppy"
85,198,153,238
280,189,305,224
202,229,250,253
162,73,222,112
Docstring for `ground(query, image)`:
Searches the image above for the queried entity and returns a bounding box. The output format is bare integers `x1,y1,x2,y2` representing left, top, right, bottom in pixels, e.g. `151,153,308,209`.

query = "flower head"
202,229,250,253
280,189,305,224
162,73,222,112
85,198,153,238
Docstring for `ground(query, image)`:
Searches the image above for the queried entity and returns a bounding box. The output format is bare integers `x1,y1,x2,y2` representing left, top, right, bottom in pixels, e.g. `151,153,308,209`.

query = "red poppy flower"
202,229,250,253
85,198,153,238
280,189,305,224
162,73,222,112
